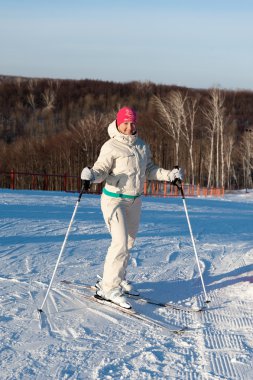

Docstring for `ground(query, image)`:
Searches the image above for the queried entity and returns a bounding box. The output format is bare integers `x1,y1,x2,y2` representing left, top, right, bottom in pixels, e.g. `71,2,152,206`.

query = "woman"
81,107,183,308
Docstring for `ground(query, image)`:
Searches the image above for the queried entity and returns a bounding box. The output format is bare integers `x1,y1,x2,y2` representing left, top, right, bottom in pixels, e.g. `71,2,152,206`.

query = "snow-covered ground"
0,188,253,380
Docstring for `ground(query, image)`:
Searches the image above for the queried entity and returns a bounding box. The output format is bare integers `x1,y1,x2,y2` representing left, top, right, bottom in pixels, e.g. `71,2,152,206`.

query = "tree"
202,88,226,188
180,96,199,185
71,111,111,165
240,130,253,190
152,90,188,166
224,136,235,189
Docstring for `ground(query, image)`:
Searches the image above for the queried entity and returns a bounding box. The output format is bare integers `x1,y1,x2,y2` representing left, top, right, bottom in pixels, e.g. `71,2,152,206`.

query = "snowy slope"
0,188,253,380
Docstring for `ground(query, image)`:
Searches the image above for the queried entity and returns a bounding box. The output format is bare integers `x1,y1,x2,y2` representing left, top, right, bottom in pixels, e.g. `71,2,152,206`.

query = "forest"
0,75,253,191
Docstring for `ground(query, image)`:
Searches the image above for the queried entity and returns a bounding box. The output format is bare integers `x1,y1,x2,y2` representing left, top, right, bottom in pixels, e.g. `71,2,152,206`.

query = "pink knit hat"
116,107,137,126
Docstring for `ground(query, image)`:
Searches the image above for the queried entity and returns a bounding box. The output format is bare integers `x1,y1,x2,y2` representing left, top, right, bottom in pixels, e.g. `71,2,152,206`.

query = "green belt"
103,188,141,199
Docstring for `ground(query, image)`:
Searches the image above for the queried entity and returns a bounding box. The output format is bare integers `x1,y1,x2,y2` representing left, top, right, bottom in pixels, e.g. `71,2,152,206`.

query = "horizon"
1,73,253,94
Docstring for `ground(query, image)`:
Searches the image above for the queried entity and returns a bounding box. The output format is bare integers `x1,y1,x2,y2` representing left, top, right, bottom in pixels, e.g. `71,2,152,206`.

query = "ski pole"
38,180,90,313
173,177,210,304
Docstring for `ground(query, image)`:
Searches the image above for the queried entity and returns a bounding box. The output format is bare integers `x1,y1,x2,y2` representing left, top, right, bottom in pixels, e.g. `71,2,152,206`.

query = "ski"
92,294,185,333
61,280,204,313
59,281,185,333
127,293,205,312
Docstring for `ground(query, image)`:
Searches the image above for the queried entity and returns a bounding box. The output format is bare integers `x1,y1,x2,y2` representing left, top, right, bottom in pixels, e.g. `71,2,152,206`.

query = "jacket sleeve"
145,145,171,181
91,142,114,183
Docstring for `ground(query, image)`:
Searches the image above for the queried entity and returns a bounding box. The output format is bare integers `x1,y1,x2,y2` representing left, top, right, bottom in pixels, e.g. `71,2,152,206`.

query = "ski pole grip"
171,165,183,191
78,180,90,202
83,180,91,191
171,166,181,189
172,178,182,188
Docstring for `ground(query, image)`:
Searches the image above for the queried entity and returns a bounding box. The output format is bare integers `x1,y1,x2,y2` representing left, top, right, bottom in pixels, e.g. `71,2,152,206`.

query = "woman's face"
118,122,136,135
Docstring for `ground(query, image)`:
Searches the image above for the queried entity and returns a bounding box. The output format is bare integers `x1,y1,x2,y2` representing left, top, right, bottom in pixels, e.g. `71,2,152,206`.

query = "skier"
81,107,183,308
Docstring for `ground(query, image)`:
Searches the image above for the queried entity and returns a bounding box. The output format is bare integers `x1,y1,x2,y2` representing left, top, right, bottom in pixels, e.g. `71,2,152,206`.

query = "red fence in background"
0,170,225,197
143,180,224,197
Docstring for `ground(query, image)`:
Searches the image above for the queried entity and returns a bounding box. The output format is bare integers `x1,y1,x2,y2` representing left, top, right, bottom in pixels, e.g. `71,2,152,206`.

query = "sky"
0,0,253,90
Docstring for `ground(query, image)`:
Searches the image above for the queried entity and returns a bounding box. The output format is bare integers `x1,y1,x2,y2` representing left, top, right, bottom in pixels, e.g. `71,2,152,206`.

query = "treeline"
0,75,253,190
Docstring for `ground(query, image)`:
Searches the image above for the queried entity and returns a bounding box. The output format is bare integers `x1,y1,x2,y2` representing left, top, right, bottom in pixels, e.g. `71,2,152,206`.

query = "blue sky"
0,0,253,90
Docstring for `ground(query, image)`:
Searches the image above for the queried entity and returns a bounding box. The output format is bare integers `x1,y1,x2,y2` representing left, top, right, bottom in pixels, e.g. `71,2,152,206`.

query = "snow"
1,188,253,380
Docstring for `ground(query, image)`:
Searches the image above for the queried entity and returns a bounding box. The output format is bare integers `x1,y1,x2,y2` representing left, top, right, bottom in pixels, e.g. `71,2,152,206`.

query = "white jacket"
92,121,171,196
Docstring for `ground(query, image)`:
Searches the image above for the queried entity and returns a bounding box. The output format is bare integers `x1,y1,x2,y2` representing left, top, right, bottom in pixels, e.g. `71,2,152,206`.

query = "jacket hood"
108,120,137,146
108,120,119,138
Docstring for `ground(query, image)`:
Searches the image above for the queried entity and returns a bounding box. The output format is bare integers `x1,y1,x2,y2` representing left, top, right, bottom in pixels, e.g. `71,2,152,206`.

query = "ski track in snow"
1,189,253,379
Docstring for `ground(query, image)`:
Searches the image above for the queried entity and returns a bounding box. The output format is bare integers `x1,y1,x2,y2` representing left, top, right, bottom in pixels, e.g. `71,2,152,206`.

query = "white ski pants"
100,193,142,293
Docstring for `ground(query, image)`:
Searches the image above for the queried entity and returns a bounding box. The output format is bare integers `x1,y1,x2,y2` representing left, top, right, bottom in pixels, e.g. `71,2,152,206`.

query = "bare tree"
218,92,226,188
42,88,55,112
202,88,226,188
27,78,38,92
27,93,36,111
71,111,111,165
181,96,198,185
224,136,235,189
152,90,187,165
240,131,253,190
